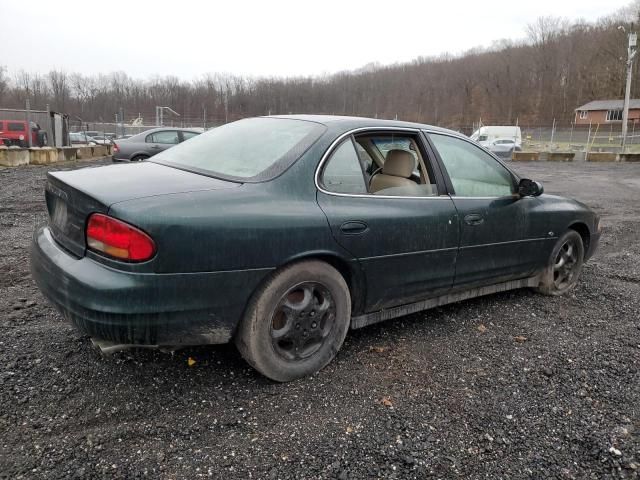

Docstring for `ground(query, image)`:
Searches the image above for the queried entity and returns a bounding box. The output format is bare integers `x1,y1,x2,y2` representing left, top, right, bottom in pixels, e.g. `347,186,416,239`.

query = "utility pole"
620,27,637,149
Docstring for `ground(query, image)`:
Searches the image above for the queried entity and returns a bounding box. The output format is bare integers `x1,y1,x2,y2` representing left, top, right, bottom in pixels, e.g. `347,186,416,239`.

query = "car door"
145,130,180,156
427,131,537,287
316,130,459,312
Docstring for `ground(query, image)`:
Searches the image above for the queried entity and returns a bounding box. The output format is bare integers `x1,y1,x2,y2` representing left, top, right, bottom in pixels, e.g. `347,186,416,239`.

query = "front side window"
153,117,325,182
147,131,179,144
430,134,514,197
320,139,367,194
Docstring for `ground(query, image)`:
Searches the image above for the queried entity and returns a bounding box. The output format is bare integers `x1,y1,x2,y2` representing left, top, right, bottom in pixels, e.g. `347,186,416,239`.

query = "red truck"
0,120,48,147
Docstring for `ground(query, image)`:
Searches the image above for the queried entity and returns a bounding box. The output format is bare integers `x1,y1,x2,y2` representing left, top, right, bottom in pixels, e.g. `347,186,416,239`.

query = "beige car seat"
370,149,417,193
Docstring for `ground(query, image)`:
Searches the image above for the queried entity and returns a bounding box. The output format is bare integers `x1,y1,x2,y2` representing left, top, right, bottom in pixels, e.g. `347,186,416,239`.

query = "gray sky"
1,0,631,79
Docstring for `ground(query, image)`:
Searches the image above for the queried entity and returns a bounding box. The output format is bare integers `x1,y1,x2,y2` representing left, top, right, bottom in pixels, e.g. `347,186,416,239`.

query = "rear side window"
430,133,514,197
8,122,24,132
147,131,179,144
152,118,325,182
181,131,200,141
321,139,367,194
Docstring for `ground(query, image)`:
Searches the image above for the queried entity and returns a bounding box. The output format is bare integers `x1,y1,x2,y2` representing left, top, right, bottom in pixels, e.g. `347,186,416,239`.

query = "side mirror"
518,178,544,197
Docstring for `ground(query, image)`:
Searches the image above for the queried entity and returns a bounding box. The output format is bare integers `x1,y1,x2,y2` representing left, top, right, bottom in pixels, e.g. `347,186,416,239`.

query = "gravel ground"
0,160,639,479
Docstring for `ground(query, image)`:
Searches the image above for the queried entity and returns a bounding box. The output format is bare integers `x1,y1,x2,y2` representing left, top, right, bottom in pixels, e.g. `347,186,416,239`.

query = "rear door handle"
464,213,484,226
340,221,368,235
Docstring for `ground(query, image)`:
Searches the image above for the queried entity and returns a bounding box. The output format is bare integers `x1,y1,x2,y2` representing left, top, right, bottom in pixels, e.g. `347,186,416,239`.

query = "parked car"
69,132,98,145
90,135,114,145
487,138,522,158
0,120,48,147
0,130,10,146
112,127,201,162
31,115,600,382
470,125,522,149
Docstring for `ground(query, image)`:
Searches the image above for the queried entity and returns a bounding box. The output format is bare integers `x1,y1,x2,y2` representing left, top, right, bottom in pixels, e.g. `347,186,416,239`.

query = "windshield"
152,117,326,182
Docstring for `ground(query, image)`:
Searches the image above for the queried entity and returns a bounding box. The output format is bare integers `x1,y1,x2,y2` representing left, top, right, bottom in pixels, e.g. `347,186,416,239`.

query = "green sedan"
31,115,601,381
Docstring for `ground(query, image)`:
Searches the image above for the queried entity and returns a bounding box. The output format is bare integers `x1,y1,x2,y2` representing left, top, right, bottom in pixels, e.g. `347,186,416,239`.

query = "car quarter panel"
532,194,599,258
106,171,354,275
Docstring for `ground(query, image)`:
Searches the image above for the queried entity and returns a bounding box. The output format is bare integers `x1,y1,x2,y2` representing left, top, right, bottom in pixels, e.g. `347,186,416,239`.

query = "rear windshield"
152,117,326,182
8,122,24,132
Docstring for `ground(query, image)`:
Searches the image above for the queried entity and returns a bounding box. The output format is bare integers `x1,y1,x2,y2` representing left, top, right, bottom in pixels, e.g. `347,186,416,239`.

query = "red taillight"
112,143,119,153
86,213,156,262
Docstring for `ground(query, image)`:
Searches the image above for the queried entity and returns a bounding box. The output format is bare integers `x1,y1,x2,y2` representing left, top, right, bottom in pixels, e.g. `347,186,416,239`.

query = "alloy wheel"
553,238,580,289
270,282,336,361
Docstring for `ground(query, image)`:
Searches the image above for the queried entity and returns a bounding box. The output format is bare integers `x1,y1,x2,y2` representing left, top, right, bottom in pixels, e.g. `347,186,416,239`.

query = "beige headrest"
382,149,414,178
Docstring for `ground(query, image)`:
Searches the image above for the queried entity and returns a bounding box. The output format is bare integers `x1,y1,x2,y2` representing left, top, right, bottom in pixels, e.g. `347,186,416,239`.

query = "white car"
69,132,98,145
470,126,522,149
487,138,521,158
90,135,114,145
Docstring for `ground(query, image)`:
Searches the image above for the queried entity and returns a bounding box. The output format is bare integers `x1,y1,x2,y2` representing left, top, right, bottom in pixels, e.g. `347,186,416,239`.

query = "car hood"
48,161,239,207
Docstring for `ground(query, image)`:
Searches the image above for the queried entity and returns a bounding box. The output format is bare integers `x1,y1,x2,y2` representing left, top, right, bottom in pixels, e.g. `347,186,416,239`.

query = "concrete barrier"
619,153,640,162
76,146,95,159
0,146,30,167
92,145,109,157
512,151,540,161
57,147,78,162
586,152,617,162
29,147,59,165
546,152,575,162
1,145,110,167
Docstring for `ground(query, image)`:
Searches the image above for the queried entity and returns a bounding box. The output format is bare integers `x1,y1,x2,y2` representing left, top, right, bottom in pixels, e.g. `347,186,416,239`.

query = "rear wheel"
235,260,351,382
536,230,584,296
131,155,148,162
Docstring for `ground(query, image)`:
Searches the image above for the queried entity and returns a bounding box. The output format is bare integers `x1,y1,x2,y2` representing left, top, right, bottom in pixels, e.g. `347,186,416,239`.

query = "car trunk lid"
45,162,239,257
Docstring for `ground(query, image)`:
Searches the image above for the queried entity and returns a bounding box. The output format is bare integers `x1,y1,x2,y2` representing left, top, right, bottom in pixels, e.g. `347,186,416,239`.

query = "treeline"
0,3,639,128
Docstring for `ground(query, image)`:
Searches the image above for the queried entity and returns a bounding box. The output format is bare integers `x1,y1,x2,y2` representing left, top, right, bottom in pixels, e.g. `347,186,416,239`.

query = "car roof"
268,114,456,135
124,127,201,141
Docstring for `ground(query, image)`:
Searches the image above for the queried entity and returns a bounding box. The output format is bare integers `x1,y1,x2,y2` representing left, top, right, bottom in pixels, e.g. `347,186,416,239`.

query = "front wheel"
536,230,584,296
235,260,351,382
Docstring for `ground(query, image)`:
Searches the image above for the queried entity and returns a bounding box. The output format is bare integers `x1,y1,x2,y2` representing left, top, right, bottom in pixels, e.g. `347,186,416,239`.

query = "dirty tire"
536,230,584,296
235,260,351,382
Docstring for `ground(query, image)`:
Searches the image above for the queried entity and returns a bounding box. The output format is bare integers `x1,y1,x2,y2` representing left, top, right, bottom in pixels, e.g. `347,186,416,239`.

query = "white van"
470,126,522,148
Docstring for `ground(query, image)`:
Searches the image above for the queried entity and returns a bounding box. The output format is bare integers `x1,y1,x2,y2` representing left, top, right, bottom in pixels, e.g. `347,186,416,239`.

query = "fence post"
569,122,574,146
25,98,33,148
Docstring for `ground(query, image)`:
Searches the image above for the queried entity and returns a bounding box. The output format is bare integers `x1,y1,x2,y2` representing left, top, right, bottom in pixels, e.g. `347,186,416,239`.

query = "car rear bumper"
31,226,272,346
